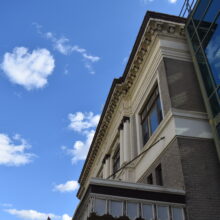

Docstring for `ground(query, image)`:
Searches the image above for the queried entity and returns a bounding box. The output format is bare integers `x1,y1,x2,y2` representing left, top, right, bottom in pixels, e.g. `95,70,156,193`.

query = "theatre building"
72,2,220,220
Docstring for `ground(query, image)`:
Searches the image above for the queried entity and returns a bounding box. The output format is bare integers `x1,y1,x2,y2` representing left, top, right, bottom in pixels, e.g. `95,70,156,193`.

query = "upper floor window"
141,86,162,145
155,164,163,186
113,145,120,175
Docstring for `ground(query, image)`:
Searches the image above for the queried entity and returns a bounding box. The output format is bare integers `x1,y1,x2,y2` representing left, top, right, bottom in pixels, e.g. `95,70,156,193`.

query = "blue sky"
0,0,183,219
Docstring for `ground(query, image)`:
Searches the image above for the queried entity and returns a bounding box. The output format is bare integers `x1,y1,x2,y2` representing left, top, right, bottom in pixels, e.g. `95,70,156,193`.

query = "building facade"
73,5,220,220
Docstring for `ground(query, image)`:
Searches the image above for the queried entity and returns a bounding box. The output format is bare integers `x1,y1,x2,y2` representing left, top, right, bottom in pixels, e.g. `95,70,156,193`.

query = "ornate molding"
79,18,185,191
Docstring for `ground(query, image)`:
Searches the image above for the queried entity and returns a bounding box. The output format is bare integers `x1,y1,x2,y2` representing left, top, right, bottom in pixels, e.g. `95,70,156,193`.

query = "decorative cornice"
77,12,186,198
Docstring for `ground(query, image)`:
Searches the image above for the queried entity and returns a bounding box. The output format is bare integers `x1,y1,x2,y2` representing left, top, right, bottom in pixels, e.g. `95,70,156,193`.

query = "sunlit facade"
72,2,220,220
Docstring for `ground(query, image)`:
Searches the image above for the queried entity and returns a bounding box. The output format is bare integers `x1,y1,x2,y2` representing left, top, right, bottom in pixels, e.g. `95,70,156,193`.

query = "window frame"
140,86,163,146
112,144,120,175
155,164,163,186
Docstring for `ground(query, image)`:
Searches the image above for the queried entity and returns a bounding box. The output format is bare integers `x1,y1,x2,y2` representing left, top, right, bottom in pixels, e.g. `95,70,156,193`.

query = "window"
94,199,106,216
141,86,162,145
110,200,123,218
147,174,153,184
142,204,154,220
155,164,163,186
172,207,185,220
113,145,120,174
157,205,169,220
127,202,138,220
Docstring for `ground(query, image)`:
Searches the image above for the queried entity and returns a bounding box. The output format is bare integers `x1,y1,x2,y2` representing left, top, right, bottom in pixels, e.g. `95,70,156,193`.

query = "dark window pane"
147,174,153,184
113,146,120,174
197,19,212,41
196,49,215,95
157,98,163,124
210,93,220,116
216,122,220,138
155,164,163,186
187,20,195,39
192,33,200,52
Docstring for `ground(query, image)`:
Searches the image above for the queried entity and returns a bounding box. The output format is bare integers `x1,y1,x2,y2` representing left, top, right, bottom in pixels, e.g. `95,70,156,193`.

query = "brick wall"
178,137,220,220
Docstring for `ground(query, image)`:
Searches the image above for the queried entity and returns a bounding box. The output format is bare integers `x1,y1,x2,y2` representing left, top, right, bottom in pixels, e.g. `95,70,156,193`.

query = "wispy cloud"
0,133,35,166
33,23,100,74
5,209,71,220
141,0,155,4
0,47,55,90
122,57,128,65
1,203,13,207
62,112,100,163
53,180,79,193
168,0,177,3
68,112,100,132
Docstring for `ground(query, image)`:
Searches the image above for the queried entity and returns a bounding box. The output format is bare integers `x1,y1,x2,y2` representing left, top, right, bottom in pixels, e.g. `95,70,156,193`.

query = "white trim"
90,178,185,195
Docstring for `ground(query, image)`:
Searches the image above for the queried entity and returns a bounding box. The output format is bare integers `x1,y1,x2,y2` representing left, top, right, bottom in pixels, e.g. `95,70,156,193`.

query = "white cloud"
45,33,100,63
61,214,72,220
5,209,71,220
168,0,177,3
46,33,100,74
206,36,220,69
33,23,100,74
63,112,100,163
5,209,59,220
68,112,100,133
69,129,95,163
53,180,79,192
1,47,55,90
0,133,35,166
45,33,72,55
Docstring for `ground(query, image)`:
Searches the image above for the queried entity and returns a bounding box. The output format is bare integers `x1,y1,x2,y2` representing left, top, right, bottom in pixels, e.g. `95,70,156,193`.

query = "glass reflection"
110,201,123,218
204,16,220,85
172,207,184,220
157,206,169,220
94,199,106,216
143,204,154,220
127,202,138,220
